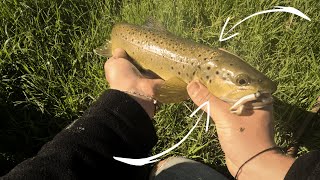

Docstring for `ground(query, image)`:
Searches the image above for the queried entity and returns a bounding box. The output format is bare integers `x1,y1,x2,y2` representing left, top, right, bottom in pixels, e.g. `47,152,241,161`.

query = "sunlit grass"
1,0,319,176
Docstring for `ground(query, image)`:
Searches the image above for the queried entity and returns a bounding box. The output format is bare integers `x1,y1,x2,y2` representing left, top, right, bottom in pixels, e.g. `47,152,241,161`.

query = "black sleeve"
1,89,158,180
285,150,320,180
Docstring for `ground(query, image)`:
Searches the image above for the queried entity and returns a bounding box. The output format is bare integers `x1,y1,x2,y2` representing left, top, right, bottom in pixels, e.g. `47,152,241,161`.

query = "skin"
187,81,295,179
105,48,295,180
104,48,163,118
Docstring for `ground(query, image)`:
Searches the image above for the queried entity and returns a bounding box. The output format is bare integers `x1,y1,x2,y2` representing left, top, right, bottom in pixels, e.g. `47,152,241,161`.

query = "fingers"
104,57,142,83
187,81,214,107
187,81,231,117
139,78,165,97
142,69,162,79
112,48,129,59
105,48,162,81
103,48,164,98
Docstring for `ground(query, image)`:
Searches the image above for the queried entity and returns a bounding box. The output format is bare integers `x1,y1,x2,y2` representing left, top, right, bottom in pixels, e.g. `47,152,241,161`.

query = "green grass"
0,0,319,177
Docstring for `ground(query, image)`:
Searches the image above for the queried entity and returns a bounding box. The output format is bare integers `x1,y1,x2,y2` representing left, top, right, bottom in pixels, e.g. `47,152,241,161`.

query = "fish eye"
235,74,250,86
238,79,247,85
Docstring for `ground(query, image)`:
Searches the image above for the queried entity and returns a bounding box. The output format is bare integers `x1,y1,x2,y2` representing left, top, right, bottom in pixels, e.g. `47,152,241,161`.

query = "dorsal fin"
143,17,167,31
218,48,242,59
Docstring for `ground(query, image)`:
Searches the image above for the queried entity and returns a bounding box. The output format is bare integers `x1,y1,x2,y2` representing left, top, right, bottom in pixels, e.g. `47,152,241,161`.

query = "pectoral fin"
94,40,112,57
154,77,189,103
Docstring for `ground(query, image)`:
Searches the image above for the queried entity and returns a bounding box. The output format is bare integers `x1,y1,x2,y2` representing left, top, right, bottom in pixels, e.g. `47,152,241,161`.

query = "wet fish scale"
99,22,276,104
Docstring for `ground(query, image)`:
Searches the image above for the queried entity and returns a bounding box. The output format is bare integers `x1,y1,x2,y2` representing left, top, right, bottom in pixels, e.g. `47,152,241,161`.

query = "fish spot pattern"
115,25,254,90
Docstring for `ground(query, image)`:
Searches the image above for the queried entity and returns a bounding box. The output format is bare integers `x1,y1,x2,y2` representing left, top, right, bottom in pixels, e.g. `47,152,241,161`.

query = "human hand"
104,48,164,119
187,81,295,179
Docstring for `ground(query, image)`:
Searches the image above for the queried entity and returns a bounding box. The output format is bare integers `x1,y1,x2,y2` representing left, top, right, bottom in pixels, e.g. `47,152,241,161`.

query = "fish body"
96,22,276,113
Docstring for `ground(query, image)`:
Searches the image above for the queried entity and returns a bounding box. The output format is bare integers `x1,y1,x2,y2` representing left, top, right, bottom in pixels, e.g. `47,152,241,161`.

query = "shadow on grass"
273,97,320,154
0,100,74,175
0,0,123,175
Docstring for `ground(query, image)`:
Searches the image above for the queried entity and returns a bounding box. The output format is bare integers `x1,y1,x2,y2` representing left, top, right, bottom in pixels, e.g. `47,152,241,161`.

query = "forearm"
2,90,157,179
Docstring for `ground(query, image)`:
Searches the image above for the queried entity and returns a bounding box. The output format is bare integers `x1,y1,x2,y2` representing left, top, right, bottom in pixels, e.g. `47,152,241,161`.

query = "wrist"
235,148,295,180
118,89,156,119
129,95,156,119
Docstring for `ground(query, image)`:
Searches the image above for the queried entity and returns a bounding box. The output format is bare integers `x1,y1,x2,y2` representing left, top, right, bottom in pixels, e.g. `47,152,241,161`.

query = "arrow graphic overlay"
113,101,211,166
219,6,311,42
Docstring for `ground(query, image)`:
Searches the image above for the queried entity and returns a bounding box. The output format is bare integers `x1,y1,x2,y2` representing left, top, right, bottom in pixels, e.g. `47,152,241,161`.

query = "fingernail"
187,82,200,97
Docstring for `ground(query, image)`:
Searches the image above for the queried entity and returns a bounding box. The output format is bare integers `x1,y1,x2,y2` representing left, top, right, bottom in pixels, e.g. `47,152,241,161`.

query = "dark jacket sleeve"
285,150,320,180
1,89,158,180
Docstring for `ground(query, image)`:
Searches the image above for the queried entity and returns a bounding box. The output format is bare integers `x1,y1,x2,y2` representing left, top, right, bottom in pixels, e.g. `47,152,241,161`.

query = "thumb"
187,81,213,108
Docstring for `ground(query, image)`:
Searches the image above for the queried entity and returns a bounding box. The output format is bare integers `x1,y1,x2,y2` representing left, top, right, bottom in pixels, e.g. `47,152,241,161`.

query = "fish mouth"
229,91,273,115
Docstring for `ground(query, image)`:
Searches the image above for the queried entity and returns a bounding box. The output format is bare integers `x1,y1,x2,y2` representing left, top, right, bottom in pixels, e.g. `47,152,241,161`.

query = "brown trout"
95,21,277,114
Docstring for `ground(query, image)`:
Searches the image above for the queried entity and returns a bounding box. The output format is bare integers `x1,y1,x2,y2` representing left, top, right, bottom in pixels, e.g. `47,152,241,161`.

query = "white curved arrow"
113,101,211,166
219,6,311,42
